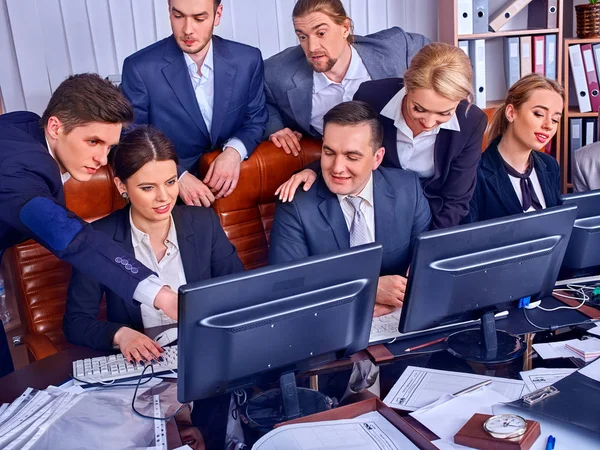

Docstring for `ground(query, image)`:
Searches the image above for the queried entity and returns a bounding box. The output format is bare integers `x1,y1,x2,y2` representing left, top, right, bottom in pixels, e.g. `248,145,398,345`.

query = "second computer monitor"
561,189,600,270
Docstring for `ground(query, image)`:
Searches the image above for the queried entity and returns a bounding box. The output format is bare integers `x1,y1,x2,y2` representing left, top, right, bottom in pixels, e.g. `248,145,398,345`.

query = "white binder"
504,37,520,88
472,0,489,34
545,34,557,80
459,40,470,58
569,44,592,113
458,0,474,35
469,39,486,108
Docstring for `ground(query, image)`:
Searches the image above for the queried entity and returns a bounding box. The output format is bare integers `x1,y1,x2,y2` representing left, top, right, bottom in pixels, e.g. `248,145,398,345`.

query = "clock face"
484,414,527,439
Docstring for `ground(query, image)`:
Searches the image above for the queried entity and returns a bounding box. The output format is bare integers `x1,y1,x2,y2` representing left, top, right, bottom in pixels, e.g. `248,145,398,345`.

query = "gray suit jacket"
573,142,600,192
268,167,431,276
263,27,430,138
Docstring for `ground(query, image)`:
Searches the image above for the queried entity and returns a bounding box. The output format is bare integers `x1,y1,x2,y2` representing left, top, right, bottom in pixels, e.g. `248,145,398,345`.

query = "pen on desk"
405,337,446,352
453,379,493,397
546,435,556,450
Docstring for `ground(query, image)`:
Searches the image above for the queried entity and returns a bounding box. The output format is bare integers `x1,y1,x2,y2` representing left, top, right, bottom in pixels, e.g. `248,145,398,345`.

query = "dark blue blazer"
354,78,487,230
465,138,562,223
63,205,244,351
121,35,268,175
269,167,431,276
0,112,154,303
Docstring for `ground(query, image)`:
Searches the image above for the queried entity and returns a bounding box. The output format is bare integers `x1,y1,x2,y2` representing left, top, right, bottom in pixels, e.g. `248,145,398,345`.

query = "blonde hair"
487,73,565,142
403,42,474,103
293,0,354,44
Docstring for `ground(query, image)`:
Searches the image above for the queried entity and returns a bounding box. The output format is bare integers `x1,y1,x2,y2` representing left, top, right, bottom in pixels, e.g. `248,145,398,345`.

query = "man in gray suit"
264,0,429,156
573,142,600,192
269,101,431,317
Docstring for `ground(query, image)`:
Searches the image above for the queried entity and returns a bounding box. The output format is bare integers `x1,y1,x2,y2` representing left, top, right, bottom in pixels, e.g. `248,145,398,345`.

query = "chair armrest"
21,333,60,361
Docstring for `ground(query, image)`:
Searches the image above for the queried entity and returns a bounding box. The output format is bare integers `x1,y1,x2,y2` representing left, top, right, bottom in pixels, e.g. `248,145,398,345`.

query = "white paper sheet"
369,310,402,343
383,366,528,411
587,324,600,337
532,339,581,360
580,357,600,382
519,368,577,392
251,411,419,450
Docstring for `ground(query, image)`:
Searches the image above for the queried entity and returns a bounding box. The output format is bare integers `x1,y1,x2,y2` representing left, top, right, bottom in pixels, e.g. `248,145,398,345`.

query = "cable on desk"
522,308,551,331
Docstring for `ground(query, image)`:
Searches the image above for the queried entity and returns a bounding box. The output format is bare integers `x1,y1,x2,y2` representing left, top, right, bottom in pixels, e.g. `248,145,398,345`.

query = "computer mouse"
155,327,178,346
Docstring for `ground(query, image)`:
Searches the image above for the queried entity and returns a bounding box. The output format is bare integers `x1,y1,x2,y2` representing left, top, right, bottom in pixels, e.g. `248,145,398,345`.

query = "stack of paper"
565,338,600,363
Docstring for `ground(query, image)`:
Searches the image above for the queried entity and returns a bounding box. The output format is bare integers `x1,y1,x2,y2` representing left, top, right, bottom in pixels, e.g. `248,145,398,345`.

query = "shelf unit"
562,37,600,192
438,0,565,187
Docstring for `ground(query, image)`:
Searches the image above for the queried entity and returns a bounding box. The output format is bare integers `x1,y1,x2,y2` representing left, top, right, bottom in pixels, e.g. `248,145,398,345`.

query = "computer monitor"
177,244,383,418
560,189,600,271
400,205,577,363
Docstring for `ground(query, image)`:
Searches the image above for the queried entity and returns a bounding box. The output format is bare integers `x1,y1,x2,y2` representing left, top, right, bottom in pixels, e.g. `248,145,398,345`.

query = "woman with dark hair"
63,125,243,359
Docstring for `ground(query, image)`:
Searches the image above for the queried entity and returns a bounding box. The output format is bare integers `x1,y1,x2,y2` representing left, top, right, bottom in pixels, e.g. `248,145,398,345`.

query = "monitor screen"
561,189,600,270
400,205,577,334
177,244,383,403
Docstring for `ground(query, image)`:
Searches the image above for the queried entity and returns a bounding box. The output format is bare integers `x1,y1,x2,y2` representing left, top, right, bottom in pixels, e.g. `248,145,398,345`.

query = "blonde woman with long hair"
275,42,487,229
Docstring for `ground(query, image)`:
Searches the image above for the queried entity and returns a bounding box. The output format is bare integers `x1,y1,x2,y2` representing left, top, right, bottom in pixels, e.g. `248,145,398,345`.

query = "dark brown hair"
40,73,133,134
110,126,179,183
293,0,354,44
323,101,383,151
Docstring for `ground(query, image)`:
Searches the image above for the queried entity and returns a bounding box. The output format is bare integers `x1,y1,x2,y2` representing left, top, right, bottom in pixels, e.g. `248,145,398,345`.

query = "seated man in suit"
264,0,429,156
269,101,431,317
121,0,268,207
573,141,600,192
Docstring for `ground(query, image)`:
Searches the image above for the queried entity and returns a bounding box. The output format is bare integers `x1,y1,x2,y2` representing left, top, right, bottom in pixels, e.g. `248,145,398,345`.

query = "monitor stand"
244,371,332,432
446,311,526,364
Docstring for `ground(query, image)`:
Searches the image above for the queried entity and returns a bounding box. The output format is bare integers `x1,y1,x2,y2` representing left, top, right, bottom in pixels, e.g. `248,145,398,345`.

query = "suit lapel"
532,152,557,207
172,207,202,283
317,177,350,250
483,145,523,215
373,171,395,245
382,116,401,168
161,36,210,140
210,38,235,146
287,67,314,134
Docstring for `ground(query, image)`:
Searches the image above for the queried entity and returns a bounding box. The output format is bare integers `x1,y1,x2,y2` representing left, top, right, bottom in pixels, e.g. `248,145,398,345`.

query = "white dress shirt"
508,170,547,212
336,174,375,243
380,87,461,179
184,40,248,160
310,46,371,135
46,138,71,184
129,211,185,329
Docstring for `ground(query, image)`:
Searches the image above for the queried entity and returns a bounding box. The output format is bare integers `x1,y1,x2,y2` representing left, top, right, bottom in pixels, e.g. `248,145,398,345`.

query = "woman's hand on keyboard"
113,326,164,365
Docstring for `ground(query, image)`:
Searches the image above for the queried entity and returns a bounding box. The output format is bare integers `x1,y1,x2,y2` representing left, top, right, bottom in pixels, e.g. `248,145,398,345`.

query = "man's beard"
310,56,337,73
179,38,209,55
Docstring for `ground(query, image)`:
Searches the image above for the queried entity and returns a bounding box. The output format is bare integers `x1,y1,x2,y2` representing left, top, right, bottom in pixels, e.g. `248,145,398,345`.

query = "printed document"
519,368,576,392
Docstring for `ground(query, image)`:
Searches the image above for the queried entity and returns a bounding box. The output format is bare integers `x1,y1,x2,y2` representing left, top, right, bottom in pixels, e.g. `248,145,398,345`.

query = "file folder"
593,44,600,88
504,37,520,88
547,0,559,28
569,44,592,113
527,0,558,28
458,0,473,35
458,40,469,58
545,34,557,80
520,36,532,77
472,0,489,34
469,39,486,108
582,44,600,113
533,35,545,74
489,0,534,31
570,118,583,184
583,117,598,146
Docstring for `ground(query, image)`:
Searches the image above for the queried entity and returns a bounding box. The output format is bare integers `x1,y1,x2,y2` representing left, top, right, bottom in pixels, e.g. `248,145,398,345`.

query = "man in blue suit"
121,0,268,207
269,101,431,317
264,0,429,156
0,74,178,378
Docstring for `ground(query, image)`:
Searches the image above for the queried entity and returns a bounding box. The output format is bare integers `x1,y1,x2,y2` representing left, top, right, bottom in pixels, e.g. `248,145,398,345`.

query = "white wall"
0,0,439,114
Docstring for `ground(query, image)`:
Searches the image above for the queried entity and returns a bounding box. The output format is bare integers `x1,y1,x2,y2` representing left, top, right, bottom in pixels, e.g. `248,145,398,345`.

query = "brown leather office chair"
2,167,124,361
200,139,322,270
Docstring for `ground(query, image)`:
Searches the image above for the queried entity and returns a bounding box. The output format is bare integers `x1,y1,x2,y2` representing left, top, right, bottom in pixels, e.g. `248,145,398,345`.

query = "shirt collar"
129,208,179,250
45,137,71,185
380,87,461,134
337,173,374,207
313,45,369,94
183,39,214,76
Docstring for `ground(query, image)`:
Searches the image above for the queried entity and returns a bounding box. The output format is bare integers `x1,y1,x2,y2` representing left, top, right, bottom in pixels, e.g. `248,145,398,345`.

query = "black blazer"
464,138,562,223
354,78,488,230
63,205,244,351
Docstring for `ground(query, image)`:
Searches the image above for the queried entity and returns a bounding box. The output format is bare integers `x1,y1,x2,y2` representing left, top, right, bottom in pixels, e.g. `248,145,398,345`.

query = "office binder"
569,44,592,113
545,34,557,80
489,0,534,31
582,44,600,113
458,0,473,35
570,118,584,184
593,44,600,89
583,117,598,146
458,40,469,58
532,35,545,74
520,36,532,77
469,40,486,108
547,0,559,28
504,37,520,88
527,0,558,28
472,0,489,34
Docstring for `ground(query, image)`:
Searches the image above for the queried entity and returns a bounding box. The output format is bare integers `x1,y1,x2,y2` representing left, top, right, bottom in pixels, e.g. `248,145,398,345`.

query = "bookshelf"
438,0,565,186
562,37,600,192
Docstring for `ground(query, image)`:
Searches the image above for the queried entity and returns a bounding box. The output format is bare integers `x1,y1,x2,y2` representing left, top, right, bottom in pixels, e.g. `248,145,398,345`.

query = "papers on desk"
587,323,600,337
565,337,600,362
251,411,419,450
519,368,576,392
369,310,402,343
580,357,600,382
382,366,528,412
532,339,580,359
533,338,600,362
